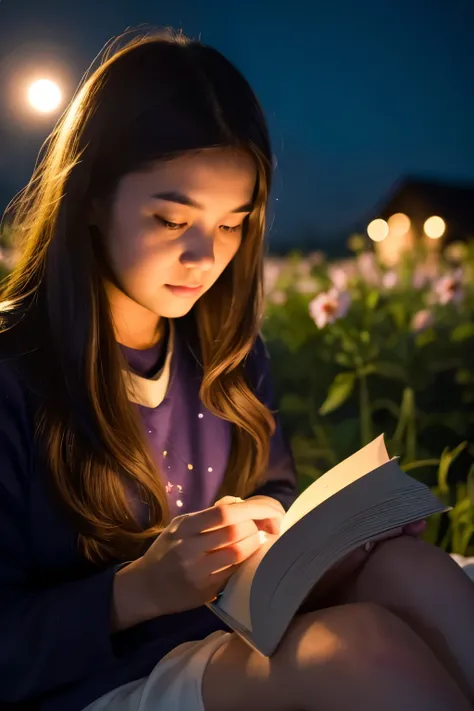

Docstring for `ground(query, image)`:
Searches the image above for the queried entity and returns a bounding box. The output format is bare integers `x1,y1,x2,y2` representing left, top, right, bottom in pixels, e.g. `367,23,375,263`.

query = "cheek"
106,219,170,283
214,235,242,270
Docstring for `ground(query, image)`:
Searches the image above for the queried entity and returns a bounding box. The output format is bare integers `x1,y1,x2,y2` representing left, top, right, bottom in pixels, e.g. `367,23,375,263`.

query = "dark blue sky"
0,0,473,246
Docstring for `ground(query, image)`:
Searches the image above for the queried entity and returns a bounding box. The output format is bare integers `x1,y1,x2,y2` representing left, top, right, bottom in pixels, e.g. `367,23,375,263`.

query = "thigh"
202,601,466,711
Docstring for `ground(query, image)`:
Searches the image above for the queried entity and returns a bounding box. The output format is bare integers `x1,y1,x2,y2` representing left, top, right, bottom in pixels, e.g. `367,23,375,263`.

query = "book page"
211,534,278,631
280,435,390,535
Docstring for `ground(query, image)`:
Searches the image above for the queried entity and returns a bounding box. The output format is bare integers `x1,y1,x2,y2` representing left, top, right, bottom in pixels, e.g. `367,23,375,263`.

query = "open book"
207,434,448,657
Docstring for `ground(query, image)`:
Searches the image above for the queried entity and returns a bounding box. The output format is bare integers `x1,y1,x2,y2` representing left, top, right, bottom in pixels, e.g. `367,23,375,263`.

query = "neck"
104,279,162,349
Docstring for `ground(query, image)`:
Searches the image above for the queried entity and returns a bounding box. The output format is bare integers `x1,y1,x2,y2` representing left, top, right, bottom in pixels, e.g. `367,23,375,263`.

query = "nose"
179,229,215,271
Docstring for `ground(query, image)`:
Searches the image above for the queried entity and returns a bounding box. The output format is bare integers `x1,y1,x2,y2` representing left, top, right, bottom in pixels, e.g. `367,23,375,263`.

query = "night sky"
1,0,473,248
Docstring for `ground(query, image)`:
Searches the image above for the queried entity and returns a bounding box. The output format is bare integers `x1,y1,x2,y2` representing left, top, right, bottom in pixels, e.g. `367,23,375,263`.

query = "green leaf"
438,442,467,496
451,323,474,342
279,393,308,415
467,464,474,506
403,458,439,472
319,371,356,415
459,525,474,556
366,290,380,310
373,361,407,381
335,352,353,367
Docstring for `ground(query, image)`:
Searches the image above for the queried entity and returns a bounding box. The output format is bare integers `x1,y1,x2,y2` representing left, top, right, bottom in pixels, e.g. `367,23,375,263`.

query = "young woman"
0,30,473,711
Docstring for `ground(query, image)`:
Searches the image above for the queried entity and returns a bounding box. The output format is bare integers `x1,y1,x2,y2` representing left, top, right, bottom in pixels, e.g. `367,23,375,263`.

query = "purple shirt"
0,321,297,711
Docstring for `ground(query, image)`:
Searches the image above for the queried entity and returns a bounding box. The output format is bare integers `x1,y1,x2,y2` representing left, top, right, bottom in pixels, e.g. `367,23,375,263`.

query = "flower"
307,250,325,266
412,257,439,289
309,289,351,329
357,252,381,286
433,269,464,305
382,270,398,289
297,259,312,276
263,258,283,293
328,260,358,290
411,309,434,333
328,265,349,290
269,289,287,305
296,277,319,294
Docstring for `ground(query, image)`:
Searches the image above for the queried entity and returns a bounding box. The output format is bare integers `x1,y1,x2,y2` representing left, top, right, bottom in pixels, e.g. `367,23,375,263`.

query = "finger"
178,500,283,537
255,517,282,535
201,529,268,575
403,520,427,536
191,519,259,554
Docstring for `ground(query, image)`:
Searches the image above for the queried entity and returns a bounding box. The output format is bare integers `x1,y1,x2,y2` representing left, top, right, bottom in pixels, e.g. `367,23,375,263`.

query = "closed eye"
155,217,187,230
154,216,243,233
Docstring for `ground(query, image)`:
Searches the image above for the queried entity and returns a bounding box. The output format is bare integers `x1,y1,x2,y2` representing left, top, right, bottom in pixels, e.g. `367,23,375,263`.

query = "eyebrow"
151,191,254,214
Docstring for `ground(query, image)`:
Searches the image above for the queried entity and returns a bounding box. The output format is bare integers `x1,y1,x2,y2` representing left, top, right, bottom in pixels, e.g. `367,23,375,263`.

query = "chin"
152,300,198,319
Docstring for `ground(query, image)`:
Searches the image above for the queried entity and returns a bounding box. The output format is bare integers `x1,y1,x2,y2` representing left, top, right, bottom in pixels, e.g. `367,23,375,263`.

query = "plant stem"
358,371,373,446
405,387,417,462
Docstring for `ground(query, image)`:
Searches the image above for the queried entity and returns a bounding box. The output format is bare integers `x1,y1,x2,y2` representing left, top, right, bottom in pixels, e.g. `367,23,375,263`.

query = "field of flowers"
263,239,474,555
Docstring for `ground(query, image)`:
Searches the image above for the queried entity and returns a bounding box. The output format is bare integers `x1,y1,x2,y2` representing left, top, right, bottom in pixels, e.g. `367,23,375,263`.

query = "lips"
165,284,203,297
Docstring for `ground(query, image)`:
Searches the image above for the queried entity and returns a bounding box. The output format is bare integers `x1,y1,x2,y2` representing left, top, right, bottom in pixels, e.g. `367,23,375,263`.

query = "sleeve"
245,336,299,511
0,362,122,704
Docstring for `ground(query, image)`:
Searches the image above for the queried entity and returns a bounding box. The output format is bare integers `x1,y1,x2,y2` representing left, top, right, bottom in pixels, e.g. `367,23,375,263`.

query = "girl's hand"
130,496,283,617
243,495,286,535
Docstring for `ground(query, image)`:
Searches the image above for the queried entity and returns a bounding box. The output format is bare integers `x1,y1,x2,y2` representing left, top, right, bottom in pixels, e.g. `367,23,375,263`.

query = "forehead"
122,148,257,205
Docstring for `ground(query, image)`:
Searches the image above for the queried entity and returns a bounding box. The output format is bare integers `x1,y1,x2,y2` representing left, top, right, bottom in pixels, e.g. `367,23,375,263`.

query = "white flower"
309,289,351,329
411,309,434,333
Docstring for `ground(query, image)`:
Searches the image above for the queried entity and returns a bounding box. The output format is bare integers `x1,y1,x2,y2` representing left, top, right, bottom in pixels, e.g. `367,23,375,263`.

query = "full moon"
27,79,62,114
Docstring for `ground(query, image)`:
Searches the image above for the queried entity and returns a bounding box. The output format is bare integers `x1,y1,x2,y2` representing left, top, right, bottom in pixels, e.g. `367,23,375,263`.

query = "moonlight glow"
27,79,62,114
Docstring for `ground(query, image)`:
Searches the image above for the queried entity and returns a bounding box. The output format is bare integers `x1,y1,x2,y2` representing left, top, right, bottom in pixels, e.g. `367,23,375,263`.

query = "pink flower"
382,270,398,289
411,310,434,333
269,289,287,305
308,250,325,266
328,265,349,290
296,277,319,294
433,269,464,305
309,289,351,329
357,252,381,286
263,258,283,292
412,257,439,289
297,259,312,276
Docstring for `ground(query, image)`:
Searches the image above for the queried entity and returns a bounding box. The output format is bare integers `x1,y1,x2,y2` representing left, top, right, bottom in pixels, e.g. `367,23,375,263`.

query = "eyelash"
155,217,242,233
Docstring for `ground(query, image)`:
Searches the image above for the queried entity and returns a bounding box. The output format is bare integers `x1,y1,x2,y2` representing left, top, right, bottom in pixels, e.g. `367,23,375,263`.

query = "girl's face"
100,147,257,325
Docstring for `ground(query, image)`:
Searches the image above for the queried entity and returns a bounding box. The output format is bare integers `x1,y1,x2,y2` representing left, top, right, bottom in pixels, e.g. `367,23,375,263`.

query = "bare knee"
277,602,415,676
353,535,459,601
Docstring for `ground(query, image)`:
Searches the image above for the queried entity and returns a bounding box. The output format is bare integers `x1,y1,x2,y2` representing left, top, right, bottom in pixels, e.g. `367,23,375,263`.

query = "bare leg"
339,536,474,703
202,602,471,711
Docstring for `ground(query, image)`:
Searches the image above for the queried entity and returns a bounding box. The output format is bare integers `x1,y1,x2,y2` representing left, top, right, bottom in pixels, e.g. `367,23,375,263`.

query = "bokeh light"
387,213,411,238
367,218,389,242
27,79,62,114
424,215,446,240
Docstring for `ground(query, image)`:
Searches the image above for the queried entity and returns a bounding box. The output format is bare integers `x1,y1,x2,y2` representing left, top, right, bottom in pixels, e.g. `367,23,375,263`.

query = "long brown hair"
0,30,275,564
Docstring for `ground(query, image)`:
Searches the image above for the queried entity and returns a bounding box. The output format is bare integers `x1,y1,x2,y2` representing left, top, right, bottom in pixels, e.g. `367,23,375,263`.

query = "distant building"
371,176,474,244
361,176,474,264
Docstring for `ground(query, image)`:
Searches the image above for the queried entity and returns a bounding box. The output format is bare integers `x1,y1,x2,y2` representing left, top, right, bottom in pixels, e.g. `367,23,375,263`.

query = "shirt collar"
121,320,175,408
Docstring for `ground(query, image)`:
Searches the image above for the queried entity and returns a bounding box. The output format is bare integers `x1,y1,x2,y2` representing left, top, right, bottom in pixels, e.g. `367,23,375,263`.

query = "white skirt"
82,630,231,711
